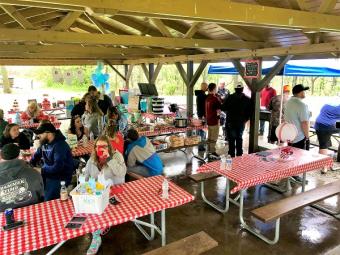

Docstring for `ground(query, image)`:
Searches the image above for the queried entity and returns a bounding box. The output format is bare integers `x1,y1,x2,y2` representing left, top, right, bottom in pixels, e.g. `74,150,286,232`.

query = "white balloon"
275,122,298,142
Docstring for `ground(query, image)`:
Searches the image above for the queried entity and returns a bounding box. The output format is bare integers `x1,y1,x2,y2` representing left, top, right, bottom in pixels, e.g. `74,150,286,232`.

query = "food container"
174,118,188,128
169,135,185,147
70,185,110,214
184,136,201,145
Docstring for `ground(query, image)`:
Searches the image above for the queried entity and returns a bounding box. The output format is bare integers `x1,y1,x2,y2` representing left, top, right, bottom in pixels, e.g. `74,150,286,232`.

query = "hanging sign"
76,68,84,82
52,68,63,83
64,70,73,85
244,60,260,78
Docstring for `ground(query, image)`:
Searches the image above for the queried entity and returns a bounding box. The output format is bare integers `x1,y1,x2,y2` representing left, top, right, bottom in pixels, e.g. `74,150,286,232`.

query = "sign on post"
244,60,260,78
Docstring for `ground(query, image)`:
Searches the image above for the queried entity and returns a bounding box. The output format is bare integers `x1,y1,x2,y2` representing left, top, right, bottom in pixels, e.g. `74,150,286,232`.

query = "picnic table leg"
46,240,66,255
239,190,281,245
201,178,239,213
311,202,340,219
133,213,156,240
161,209,166,246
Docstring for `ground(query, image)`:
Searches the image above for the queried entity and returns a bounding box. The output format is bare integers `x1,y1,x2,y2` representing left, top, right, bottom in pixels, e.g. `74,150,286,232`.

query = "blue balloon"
91,62,110,89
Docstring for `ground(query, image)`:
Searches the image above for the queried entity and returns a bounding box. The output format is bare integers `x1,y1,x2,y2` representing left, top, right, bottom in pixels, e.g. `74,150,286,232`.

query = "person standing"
222,84,251,157
88,86,113,115
30,123,74,201
217,80,230,139
268,85,291,143
284,84,310,182
195,82,208,151
260,84,277,135
205,83,222,159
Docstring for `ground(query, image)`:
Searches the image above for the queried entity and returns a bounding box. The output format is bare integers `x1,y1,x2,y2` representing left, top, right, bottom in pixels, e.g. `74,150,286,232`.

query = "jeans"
128,165,150,177
208,125,219,153
227,124,245,157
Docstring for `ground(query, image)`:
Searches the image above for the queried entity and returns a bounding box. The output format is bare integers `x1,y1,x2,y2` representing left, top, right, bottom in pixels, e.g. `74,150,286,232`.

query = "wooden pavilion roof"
0,0,339,65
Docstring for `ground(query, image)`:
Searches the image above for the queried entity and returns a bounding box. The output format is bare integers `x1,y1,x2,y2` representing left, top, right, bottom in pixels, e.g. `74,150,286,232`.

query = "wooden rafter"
104,59,126,81
81,15,134,35
0,58,123,65
0,5,35,29
293,0,308,11
0,7,56,25
10,0,340,32
0,0,83,12
162,20,208,39
51,11,82,31
151,18,172,37
123,41,340,64
184,22,202,39
85,13,107,34
318,0,337,14
218,24,263,42
0,28,264,49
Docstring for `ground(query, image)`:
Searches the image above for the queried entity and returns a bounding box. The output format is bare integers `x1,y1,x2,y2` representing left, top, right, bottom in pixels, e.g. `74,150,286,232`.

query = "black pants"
288,137,310,151
227,124,245,157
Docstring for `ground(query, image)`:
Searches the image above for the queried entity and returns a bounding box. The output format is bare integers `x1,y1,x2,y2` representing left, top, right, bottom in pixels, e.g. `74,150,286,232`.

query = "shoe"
87,231,102,255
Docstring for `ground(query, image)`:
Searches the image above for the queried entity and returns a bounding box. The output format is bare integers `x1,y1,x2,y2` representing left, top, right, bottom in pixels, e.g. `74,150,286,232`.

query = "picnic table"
141,112,176,120
0,176,194,255
71,141,95,157
139,126,206,137
196,147,333,242
19,122,61,129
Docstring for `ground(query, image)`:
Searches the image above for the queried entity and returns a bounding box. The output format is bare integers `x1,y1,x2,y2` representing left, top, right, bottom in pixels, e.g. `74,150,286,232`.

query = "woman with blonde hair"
83,135,126,255
81,98,103,139
21,101,46,123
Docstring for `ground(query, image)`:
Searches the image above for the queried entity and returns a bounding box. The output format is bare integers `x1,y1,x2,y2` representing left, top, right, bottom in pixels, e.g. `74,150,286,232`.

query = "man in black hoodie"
0,144,44,212
222,84,252,157
195,82,208,151
30,123,74,201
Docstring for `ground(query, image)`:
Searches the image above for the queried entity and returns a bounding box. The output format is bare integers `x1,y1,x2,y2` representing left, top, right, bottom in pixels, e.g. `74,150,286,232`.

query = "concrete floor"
34,147,340,255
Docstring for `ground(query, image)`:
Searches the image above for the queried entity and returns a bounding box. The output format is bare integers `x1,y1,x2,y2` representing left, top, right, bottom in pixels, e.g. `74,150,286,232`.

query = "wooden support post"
186,61,194,118
148,63,154,83
141,63,149,82
125,64,134,89
189,61,208,88
175,62,188,85
151,63,163,84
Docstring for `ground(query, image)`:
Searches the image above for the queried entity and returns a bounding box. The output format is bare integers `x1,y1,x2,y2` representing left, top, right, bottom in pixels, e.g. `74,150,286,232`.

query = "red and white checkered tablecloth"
197,147,333,194
0,176,194,255
71,141,95,157
142,113,176,119
138,126,206,137
19,122,61,129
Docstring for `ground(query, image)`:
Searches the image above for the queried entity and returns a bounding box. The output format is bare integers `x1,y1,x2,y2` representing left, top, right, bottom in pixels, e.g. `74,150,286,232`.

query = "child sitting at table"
81,98,103,139
106,106,128,137
83,135,126,255
105,119,124,155
125,129,163,177
21,102,46,123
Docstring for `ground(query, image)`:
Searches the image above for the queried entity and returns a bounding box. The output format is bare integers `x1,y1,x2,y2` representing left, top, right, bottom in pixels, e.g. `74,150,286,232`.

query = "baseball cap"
34,123,57,135
292,84,309,95
283,85,291,93
235,83,244,89
1,143,20,160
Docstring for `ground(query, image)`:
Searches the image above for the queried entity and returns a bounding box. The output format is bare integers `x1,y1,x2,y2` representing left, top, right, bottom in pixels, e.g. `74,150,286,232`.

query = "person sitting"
0,143,44,212
125,129,163,177
88,85,113,116
0,123,30,150
69,115,88,141
105,120,124,155
30,123,74,201
106,106,128,137
315,101,340,173
84,135,126,255
21,101,46,123
0,109,8,139
82,98,103,139
71,92,91,118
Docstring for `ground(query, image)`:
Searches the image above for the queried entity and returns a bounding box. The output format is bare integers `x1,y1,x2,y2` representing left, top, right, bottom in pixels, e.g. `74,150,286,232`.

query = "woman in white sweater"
82,98,103,139
84,135,127,255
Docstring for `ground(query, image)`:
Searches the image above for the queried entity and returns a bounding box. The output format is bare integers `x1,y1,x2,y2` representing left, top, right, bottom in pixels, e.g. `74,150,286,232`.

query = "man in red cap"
268,85,291,143
260,83,277,135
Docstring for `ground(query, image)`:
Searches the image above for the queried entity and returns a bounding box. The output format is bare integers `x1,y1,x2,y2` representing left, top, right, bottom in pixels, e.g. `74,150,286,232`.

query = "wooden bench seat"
142,231,218,255
252,179,340,223
188,172,221,183
245,180,340,244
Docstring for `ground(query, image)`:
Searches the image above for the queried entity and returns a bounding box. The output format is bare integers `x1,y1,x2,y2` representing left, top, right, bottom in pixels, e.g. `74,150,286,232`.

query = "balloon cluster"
91,61,110,92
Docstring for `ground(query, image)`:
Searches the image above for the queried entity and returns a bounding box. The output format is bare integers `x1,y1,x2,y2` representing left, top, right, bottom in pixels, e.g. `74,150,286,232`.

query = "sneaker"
86,232,102,255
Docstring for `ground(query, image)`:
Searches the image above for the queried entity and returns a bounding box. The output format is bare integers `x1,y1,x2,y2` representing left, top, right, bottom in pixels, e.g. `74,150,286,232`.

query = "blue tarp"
208,63,340,77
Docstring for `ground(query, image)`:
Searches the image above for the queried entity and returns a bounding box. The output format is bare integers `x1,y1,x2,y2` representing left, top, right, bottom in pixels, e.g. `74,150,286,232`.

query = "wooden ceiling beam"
0,7,57,25
0,0,83,12
0,43,196,55
85,13,108,34
123,41,340,64
0,5,35,29
161,20,208,39
151,18,172,37
0,28,264,49
184,22,202,39
112,15,162,36
318,0,337,14
0,58,123,65
51,11,82,31
218,24,263,42
11,0,340,32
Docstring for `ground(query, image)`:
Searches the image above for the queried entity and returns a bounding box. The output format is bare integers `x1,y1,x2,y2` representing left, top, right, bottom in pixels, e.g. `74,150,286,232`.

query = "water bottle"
90,132,94,141
161,178,169,199
82,135,88,147
226,155,232,171
60,181,68,201
220,154,227,170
